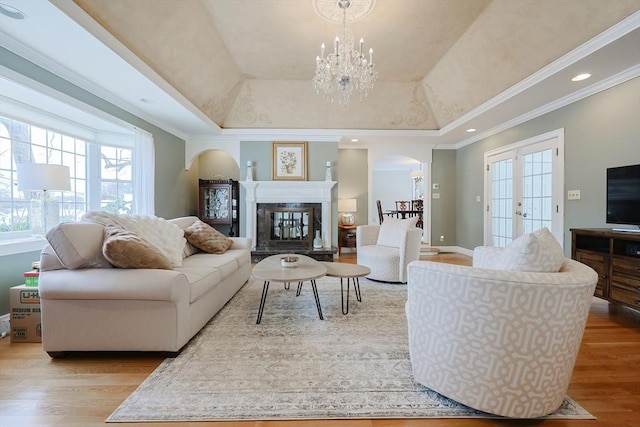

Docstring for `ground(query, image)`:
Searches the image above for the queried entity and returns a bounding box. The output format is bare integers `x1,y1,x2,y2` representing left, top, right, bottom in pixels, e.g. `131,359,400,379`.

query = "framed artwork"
272,142,308,181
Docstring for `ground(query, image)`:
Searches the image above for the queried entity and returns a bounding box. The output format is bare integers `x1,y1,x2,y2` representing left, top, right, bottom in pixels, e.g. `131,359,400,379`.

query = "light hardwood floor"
1,252,639,427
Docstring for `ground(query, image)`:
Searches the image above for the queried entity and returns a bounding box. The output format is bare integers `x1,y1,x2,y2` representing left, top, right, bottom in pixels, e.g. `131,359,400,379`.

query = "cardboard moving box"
10,285,42,343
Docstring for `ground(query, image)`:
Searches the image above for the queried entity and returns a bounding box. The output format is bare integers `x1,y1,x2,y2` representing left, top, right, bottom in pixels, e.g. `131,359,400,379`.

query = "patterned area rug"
107,277,594,422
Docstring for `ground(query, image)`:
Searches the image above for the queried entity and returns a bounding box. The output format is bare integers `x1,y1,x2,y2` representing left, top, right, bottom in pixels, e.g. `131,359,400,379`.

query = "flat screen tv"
606,164,640,227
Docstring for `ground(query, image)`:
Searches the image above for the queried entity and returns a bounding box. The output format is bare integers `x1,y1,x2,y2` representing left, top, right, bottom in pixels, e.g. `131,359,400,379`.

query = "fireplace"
256,203,321,250
241,180,336,261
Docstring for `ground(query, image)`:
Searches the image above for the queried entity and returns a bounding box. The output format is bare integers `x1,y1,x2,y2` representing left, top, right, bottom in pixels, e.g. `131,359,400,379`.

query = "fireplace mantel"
241,181,336,250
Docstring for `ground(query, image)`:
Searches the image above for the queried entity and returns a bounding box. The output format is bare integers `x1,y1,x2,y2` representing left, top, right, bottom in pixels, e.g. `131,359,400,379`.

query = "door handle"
522,213,528,218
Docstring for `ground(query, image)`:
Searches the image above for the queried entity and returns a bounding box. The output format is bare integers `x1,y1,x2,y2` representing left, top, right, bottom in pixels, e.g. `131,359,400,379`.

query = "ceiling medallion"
312,0,376,24
312,0,378,109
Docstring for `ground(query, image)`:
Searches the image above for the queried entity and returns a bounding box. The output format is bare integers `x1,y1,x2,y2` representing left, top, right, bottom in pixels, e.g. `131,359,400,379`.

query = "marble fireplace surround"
241,181,336,250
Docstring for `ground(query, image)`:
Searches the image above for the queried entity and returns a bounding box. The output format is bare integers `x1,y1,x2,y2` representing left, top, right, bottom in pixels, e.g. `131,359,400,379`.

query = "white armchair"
356,217,422,283
405,256,597,418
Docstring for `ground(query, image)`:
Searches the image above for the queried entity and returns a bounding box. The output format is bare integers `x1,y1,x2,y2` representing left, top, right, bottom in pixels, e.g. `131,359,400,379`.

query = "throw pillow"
46,223,113,269
533,227,565,272
502,227,564,272
102,226,173,270
376,217,419,248
82,211,186,267
184,219,233,254
182,241,201,258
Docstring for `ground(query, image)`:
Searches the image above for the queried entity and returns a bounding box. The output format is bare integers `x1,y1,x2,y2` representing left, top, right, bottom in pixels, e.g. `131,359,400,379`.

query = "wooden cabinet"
198,179,239,236
571,228,640,310
338,224,357,256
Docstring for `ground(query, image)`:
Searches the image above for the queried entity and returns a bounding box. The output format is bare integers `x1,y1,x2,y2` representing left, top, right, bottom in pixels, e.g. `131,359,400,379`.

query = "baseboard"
428,246,474,257
0,313,9,338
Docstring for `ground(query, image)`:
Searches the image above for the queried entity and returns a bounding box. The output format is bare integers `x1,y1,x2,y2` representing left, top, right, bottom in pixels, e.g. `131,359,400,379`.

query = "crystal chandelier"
313,0,378,109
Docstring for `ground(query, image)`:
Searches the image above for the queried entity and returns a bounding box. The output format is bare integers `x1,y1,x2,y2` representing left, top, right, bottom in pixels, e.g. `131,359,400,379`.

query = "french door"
484,129,565,248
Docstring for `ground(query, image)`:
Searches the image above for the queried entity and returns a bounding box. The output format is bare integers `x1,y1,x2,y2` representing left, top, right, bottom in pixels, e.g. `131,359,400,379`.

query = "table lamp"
17,163,71,234
338,198,357,226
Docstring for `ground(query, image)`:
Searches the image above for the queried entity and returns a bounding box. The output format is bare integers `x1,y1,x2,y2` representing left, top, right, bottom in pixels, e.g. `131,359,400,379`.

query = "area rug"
107,277,594,422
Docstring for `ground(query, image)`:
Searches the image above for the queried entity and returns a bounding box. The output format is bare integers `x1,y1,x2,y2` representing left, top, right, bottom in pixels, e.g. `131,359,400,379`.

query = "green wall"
337,149,368,226
431,150,457,246
0,47,191,315
456,77,640,253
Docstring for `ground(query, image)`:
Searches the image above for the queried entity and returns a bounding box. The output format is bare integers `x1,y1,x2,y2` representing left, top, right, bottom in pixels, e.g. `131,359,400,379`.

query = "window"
0,114,148,239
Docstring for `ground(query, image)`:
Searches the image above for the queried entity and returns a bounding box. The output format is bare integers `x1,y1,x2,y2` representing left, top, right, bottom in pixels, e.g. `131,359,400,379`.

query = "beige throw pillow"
102,226,173,270
46,223,112,269
184,219,233,254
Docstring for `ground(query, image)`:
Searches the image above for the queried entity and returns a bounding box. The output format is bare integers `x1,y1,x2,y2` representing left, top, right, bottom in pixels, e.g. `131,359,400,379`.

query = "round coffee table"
320,262,371,314
252,254,327,324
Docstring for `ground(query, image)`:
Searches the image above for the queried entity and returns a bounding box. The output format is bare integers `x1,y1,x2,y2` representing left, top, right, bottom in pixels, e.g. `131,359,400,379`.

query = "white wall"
372,170,413,222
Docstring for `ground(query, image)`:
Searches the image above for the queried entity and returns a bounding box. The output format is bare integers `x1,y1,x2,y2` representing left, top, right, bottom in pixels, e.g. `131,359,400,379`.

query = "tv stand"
612,228,640,233
571,228,640,311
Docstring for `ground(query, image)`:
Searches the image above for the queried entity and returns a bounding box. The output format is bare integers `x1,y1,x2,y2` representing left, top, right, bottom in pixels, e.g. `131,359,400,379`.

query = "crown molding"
440,11,640,137
452,65,640,150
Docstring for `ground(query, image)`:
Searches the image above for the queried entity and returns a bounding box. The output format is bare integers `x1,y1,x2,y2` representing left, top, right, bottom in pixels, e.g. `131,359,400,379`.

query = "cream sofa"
38,216,251,357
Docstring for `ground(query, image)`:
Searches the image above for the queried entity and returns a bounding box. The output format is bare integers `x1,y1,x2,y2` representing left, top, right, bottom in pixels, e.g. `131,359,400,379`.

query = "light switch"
432,193,440,199
568,190,581,200
476,195,481,203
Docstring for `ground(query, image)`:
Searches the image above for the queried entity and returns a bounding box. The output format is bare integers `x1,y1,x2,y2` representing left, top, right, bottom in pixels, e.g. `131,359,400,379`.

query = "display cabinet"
198,179,239,236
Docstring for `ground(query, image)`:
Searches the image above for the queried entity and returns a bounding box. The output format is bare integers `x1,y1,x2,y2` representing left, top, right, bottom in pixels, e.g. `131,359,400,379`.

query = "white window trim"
0,236,47,256
0,75,153,255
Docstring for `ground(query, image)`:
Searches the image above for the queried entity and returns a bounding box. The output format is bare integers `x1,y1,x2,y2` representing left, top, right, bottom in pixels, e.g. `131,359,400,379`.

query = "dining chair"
376,200,385,224
411,199,424,228
395,201,409,212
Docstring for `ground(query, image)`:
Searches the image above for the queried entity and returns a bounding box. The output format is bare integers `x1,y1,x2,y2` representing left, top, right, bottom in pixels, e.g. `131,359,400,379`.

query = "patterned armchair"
405,247,597,418
356,217,422,283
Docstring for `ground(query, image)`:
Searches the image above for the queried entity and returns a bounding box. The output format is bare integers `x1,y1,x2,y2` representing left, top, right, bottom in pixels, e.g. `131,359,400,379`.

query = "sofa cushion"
102,226,173,270
45,223,112,269
184,219,233,254
376,217,419,248
180,251,243,280
502,227,564,272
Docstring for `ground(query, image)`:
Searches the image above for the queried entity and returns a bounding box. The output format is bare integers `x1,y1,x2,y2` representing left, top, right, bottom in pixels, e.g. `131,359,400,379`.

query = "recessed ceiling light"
466,128,476,133
350,138,359,142
0,3,27,19
571,73,591,82
140,98,156,104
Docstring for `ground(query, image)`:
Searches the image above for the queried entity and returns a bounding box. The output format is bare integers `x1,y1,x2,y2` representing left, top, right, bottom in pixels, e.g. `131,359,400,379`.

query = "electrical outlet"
432,183,440,190
568,190,581,200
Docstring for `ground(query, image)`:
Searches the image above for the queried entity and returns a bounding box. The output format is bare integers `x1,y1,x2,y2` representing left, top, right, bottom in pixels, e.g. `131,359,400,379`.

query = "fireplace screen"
256,203,321,249
269,208,311,244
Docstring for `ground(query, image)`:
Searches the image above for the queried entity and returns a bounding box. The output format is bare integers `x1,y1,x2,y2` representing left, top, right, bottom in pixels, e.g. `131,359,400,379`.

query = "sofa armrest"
230,237,252,250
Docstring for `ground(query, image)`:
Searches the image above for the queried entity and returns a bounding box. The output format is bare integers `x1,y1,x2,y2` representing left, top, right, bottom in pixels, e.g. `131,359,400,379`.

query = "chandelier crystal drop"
313,0,378,109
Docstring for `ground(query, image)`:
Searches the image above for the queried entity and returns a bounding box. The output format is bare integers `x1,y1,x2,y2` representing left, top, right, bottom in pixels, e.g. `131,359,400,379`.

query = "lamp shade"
17,163,71,191
338,198,357,212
